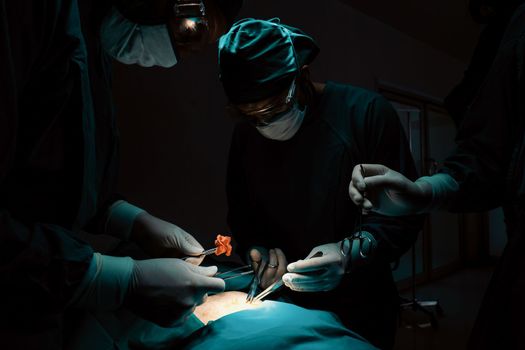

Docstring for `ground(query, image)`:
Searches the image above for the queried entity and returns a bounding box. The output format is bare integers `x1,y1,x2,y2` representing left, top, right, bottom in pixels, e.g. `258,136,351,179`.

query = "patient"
129,291,378,350
193,291,263,324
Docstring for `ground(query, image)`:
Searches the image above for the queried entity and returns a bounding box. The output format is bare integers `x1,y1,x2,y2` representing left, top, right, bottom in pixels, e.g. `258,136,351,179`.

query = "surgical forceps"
252,251,324,302
215,265,254,281
252,279,284,303
182,247,218,261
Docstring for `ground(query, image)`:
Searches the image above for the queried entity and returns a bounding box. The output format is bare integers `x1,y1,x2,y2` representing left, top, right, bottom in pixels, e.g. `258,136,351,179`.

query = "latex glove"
348,164,432,216
126,258,225,327
131,212,205,264
283,242,348,292
249,247,288,290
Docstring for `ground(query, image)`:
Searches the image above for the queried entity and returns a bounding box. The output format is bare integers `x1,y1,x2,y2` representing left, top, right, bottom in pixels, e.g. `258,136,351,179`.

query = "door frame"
377,83,464,290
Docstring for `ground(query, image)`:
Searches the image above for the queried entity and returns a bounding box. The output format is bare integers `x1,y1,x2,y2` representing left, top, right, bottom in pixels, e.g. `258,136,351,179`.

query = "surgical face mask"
100,7,178,68
256,103,306,141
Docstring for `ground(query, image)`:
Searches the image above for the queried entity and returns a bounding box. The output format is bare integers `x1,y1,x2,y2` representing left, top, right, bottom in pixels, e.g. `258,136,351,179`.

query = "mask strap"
286,80,296,104
278,24,303,99
280,26,308,112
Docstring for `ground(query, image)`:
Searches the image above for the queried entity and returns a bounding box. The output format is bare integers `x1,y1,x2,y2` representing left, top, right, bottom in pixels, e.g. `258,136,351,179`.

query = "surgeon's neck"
313,81,326,93
300,82,326,123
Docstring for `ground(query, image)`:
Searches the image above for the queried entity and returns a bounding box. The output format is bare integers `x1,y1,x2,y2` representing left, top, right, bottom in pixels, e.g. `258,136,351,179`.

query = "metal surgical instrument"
340,164,374,259
252,279,284,303
252,250,324,302
182,247,218,261
215,265,254,281
246,254,268,303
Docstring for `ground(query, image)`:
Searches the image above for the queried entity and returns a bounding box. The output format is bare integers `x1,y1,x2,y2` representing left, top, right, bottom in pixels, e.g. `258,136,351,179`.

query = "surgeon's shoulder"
365,94,403,136
334,83,397,125
350,88,401,138
369,94,398,120
333,83,385,113
502,3,525,45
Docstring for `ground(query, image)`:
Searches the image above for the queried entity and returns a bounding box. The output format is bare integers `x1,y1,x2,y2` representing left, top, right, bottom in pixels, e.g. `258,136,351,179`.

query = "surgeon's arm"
0,3,95,317
351,37,522,216
357,96,424,264
226,125,270,259
0,212,96,317
227,129,284,288
439,36,520,213
283,97,424,292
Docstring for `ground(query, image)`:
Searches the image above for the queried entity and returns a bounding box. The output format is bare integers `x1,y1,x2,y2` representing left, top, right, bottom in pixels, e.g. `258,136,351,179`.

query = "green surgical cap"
218,18,320,104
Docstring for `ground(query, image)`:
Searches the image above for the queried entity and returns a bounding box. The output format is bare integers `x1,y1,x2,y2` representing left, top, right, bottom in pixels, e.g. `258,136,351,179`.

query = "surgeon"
0,0,242,349
349,1,525,349
219,18,424,349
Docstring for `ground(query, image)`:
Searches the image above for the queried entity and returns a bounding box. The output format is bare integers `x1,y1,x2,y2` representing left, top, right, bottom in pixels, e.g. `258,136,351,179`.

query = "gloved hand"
282,242,348,292
249,247,288,290
348,164,432,216
125,258,225,327
71,254,224,327
131,212,205,265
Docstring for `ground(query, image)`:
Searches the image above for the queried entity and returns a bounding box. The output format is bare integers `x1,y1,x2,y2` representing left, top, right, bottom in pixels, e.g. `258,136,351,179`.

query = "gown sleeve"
359,96,425,262
0,0,94,315
441,33,524,212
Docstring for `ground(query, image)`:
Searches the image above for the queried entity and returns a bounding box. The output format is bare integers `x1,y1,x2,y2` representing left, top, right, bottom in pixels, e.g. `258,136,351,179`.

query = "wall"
113,0,467,245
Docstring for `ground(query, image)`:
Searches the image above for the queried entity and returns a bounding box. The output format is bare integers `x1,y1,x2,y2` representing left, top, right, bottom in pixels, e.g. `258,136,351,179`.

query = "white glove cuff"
70,253,134,311
105,200,146,240
416,173,459,213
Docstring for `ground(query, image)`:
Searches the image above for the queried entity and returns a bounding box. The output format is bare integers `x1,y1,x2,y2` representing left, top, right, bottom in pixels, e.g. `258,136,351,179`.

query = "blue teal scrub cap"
218,18,319,104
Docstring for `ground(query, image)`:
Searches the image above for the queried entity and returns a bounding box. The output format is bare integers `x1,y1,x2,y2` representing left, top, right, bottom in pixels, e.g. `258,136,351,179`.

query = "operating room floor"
394,266,494,350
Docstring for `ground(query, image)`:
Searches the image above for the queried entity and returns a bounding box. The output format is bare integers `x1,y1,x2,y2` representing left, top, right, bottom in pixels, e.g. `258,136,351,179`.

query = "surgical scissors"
341,169,375,260
341,230,375,259
246,254,268,303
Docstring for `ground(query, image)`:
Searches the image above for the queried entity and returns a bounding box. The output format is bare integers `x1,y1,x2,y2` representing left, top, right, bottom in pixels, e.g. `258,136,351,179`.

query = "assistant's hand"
348,164,432,216
131,212,205,264
282,242,347,292
125,258,225,327
249,247,288,290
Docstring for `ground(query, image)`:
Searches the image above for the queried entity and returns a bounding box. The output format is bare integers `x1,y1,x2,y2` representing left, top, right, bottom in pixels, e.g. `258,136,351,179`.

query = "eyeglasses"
228,79,297,127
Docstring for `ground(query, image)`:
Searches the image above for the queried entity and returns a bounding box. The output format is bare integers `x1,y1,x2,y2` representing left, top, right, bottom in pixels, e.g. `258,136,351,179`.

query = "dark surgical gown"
227,82,424,349
439,4,525,349
444,13,511,127
0,0,116,348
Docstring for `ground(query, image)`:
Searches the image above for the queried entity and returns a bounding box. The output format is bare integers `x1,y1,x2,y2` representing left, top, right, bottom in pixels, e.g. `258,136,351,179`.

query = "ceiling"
341,0,481,62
